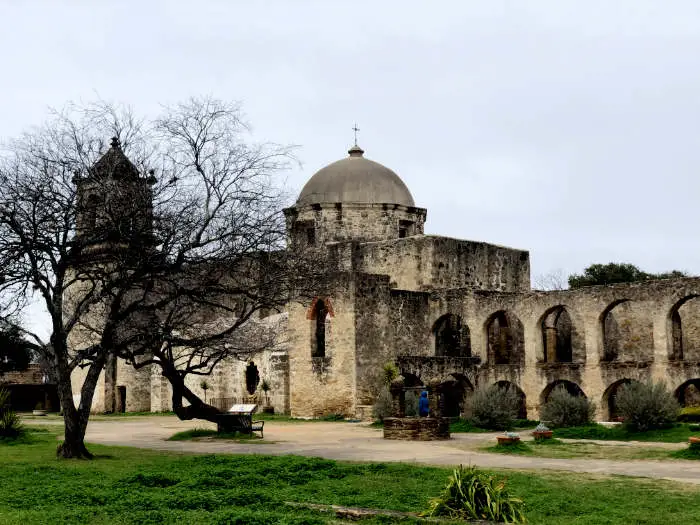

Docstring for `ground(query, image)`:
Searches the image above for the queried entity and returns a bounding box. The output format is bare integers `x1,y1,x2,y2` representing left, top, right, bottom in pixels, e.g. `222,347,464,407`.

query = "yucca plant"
0,388,23,438
423,465,526,523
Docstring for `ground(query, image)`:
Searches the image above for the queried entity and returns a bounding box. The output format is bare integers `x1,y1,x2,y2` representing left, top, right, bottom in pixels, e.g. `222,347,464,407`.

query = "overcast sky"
3,0,700,292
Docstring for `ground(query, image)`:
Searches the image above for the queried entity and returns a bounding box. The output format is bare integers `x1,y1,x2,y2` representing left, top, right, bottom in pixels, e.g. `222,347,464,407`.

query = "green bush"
540,386,595,428
679,407,700,423
423,465,526,523
616,381,679,432
470,385,519,431
0,389,23,439
372,386,394,422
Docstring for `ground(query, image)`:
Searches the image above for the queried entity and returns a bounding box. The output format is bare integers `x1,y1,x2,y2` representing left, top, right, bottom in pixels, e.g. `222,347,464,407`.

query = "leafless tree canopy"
0,97,333,457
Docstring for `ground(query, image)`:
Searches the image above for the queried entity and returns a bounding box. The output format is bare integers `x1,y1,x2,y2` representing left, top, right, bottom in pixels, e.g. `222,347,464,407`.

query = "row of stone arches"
431,294,700,366
432,309,568,365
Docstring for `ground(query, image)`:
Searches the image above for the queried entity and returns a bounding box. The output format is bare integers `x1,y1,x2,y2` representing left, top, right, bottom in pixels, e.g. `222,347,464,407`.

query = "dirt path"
26,415,700,485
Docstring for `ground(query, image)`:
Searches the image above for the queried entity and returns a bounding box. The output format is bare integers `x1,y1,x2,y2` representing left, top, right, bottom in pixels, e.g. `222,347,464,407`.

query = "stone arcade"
71,140,700,421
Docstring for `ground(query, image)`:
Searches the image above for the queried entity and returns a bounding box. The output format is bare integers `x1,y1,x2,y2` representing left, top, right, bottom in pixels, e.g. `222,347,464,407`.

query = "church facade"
73,141,700,421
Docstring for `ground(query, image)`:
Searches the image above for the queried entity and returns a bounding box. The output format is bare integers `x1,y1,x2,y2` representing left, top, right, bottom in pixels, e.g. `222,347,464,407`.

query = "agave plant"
0,388,22,438
423,465,526,523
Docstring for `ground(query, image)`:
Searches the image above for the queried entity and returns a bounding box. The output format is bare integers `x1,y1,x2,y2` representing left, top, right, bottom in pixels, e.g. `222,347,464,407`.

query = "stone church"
73,140,700,421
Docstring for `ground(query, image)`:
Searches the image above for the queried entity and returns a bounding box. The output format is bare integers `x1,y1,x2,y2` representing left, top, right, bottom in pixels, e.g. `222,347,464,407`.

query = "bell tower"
70,137,156,413
73,136,155,260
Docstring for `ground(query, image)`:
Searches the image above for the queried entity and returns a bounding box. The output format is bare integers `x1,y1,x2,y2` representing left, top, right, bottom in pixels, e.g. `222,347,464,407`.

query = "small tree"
260,378,271,407
470,385,519,430
373,362,400,422
540,386,595,428
616,381,679,432
200,381,210,404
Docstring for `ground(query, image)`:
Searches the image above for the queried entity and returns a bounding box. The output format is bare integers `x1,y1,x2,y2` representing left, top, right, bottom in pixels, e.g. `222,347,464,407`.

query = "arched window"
433,314,471,357
245,362,259,395
601,300,653,362
486,311,524,365
669,295,700,361
312,299,328,358
541,306,573,363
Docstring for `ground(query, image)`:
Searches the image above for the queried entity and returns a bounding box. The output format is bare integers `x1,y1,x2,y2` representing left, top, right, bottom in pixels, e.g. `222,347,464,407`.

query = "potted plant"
532,423,553,440
32,401,47,416
260,379,274,414
497,431,520,445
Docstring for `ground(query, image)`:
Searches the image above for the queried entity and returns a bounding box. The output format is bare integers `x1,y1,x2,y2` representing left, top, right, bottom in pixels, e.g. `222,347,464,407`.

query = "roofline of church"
283,201,427,216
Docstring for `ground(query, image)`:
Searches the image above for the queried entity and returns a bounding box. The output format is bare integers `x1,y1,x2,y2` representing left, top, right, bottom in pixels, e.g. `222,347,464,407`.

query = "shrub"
470,385,519,431
540,386,595,428
372,386,394,422
616,381,679,432
423,465,526,523
679,407,700,423
0,389,22,439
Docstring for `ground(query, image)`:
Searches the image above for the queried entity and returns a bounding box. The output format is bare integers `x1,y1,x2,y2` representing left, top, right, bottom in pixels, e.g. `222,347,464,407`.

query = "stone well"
383,417,450,440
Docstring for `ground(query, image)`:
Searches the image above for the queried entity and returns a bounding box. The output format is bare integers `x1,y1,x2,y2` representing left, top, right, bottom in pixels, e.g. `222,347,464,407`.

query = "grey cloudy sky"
3,0,700,286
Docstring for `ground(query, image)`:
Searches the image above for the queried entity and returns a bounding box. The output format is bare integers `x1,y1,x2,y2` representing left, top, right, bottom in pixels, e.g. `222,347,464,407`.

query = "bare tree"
87,98,331,424
0,102,146,457
533,268,567,291
0,97,332,457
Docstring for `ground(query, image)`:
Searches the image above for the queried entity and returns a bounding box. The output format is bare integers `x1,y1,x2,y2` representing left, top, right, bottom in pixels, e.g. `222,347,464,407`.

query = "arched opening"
540,380,586,405
541,306,573,363
433,314,471,357
311,299,328,358
603,378,640,421
438,373,474,418
669,295,700,361
495,380,527,419
486,311,524,366
245,362,260,395
600,300,653,362
675,379,700,407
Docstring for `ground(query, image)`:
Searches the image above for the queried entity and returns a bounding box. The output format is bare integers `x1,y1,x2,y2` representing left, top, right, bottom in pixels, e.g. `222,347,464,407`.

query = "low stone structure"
383,417,450,441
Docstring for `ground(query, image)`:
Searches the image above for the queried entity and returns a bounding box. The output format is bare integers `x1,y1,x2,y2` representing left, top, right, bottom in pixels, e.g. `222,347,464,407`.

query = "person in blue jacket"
418,390,430,417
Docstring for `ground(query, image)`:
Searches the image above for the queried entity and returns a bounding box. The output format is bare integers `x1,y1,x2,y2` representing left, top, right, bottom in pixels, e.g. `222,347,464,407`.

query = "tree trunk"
54,350,106,459
55,364,93,459
162,365,222,422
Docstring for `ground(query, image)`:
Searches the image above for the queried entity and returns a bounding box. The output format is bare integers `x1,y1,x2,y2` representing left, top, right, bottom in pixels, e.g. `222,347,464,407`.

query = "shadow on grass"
485,439,568,456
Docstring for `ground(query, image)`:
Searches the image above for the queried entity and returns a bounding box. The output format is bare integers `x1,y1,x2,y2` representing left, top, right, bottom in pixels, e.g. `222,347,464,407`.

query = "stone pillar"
545,327,557,362
427,381,440,416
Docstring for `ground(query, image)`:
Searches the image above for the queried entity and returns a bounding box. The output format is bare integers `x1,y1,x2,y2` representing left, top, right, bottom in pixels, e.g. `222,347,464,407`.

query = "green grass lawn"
554,423,700,443
3,428,700,524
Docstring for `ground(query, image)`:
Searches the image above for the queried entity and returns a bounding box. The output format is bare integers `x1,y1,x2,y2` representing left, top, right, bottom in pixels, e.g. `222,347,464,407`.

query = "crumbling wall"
354,236,530,293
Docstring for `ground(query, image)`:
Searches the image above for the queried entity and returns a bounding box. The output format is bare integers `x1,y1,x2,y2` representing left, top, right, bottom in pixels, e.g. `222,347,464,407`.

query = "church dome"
297,145,415,207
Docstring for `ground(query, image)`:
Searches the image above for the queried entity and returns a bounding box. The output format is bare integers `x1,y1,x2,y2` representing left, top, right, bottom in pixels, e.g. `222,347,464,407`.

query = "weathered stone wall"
383,417,450,440
353,236,530,293
286,277,357,417
285,203,426,246
374,277,700,420
116,359,151,412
